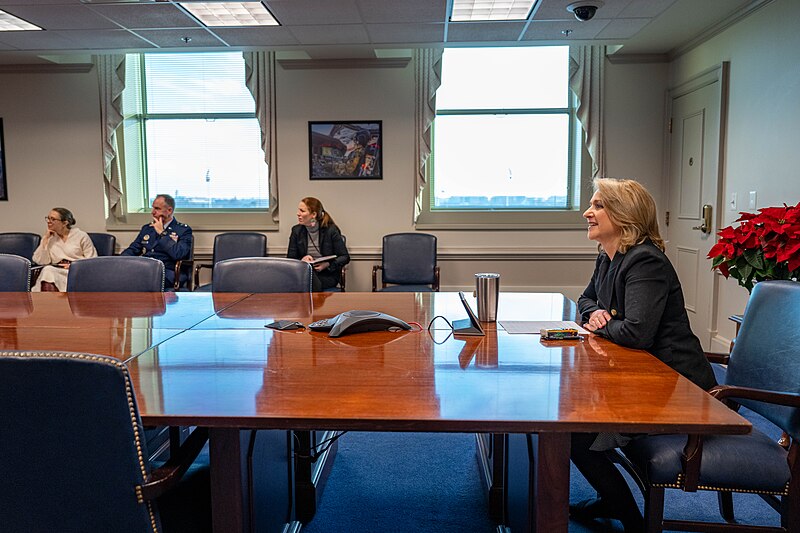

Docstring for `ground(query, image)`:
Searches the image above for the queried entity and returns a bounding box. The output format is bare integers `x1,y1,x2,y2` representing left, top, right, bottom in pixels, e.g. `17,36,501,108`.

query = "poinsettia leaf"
743,248,764,270
739,262,753,281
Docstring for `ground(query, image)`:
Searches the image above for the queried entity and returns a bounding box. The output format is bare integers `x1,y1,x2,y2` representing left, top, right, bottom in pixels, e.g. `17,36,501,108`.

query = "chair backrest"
0,253,31,292
0,232,41,262
381,232,437,285
213,232,267,264
0,351,160,533
213,257,313,293
67,256,165,292
726,280,800,440
88,232,117,256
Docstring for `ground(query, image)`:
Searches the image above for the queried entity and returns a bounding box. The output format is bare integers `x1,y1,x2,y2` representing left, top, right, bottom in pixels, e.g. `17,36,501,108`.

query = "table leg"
209,427,246,533
529,432,570,532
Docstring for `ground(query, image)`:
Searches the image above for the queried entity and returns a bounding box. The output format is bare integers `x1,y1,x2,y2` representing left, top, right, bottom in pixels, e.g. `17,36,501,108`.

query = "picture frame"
309,121,382,180
0,118,7,201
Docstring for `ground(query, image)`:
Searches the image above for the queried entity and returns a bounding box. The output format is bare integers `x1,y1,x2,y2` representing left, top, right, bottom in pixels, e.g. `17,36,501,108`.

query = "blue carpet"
303,408,783,532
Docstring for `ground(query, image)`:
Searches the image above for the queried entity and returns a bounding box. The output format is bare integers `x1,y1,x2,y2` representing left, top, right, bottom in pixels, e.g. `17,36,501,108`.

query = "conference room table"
0,291,751,533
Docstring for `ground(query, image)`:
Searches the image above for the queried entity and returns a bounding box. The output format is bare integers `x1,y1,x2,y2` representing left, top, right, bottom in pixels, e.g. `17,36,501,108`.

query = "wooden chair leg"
644,486,665,533
718,491,735,522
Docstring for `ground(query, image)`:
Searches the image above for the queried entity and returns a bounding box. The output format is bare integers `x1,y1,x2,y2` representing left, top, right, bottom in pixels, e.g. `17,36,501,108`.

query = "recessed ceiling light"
450,0,537,22
0,9,43,31
180,2,279,27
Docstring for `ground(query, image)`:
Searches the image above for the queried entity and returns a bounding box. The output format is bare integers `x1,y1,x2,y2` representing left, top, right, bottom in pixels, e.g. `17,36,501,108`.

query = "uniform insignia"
610,309,617,316
143,235,150,241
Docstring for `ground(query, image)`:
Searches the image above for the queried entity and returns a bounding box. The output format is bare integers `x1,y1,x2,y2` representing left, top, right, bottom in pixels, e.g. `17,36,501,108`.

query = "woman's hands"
584,309,612,332
301,255,330,271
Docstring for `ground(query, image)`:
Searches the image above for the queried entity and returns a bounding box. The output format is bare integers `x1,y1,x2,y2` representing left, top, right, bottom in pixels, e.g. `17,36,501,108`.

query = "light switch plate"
748,191,757,210
730,192,737,210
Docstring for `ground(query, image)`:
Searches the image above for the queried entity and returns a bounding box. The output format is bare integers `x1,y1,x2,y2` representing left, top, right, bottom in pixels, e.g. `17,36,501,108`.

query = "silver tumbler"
475,273,500,322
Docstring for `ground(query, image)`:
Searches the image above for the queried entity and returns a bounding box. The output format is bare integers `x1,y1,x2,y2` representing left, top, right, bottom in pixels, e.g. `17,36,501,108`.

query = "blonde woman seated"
32,208,97,292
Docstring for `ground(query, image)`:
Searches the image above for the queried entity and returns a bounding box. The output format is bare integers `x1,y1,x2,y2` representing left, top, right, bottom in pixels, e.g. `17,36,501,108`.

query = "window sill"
106,212,279,232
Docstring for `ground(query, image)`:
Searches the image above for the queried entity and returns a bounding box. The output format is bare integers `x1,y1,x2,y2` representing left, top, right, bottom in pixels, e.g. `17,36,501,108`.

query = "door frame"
662,62,730,351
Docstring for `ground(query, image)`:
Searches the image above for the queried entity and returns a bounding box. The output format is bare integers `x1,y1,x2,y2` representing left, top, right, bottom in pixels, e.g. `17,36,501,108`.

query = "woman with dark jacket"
287,197,349,291
571,178,716,532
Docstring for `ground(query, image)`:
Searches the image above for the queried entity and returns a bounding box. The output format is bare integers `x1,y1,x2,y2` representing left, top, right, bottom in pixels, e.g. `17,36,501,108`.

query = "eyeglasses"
45,217,63,222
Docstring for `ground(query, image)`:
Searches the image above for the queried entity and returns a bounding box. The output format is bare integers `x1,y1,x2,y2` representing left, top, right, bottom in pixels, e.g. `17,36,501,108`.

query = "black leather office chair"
0,253,31,292
0,351,211,533
324,234,347,292
0,232,41,262
213,257,313,293
67,256,165,292
88,232,117,256
173,240,194,291
194,232,267,291
372,232,439,292
617,280,800,532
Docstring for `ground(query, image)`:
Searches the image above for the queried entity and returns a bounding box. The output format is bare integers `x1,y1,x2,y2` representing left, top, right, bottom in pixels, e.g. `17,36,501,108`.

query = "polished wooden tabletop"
116,291,748,435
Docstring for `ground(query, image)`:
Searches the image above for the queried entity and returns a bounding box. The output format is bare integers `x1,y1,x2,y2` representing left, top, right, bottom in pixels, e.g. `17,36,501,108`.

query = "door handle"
692,204,713,234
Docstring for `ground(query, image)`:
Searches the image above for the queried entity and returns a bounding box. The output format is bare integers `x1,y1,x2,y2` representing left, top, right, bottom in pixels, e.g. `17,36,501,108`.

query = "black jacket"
578,240,716,391
287,223,349,289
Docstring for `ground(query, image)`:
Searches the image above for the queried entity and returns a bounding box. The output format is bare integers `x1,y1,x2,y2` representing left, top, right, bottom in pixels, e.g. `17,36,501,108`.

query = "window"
120,52,269,221
417,46,587,229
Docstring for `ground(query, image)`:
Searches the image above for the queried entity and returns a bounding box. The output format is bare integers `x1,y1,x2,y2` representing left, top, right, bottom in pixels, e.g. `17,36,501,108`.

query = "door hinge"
668,118,673,133
665,211,670,226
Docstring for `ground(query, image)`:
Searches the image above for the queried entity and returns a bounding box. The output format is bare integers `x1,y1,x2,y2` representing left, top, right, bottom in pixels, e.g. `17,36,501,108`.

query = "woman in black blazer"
571,178,716,532
287,197,350,291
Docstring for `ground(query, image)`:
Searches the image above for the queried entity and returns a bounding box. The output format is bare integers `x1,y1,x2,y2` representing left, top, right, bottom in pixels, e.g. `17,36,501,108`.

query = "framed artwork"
308,121,382,180
0,118,6,201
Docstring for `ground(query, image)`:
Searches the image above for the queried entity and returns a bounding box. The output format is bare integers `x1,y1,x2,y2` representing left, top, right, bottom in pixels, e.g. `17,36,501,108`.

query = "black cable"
293,430,348,463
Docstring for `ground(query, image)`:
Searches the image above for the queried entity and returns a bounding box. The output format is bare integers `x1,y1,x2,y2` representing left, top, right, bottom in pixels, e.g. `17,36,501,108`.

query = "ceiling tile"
211,26,300,47
54,29,157,49
266,0,363,25
0,5,119,30
134,28,225,48
447,22,526,42
289,24,369,45
357,0,446,24
366,23,443,43
522,18,609,40
87,3,201,30
0,31,83,50
618,0,679,18
596,17,650,40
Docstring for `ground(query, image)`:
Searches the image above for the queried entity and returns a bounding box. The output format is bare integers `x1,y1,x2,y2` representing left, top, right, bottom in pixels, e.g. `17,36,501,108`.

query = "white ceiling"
0,0,772,65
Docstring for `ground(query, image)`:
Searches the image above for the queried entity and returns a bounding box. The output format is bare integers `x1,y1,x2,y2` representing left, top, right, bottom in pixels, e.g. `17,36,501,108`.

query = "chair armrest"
710,384,800,408
705,351,730,365
138,426,209,501
30,265,45,287
372,265,382,292
193,263,212,289
433,265,440,292
174,259,194,291
339,265,347,292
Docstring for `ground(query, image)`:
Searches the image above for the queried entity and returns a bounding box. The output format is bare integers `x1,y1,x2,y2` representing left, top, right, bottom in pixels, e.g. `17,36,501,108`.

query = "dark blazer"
287,223,349,289
578,240,716,391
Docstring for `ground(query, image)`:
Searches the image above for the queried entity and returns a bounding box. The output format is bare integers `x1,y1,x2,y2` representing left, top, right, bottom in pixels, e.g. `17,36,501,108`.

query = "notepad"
499,320,588,335
310,255,337,265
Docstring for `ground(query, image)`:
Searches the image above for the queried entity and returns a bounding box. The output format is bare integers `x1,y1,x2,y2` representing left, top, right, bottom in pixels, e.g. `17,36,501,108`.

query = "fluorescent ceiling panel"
451,0,536,22
180,2,279,27
0,10,43,31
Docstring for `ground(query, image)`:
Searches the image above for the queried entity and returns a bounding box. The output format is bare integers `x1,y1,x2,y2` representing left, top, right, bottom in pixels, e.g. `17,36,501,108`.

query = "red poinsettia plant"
708,202,800,292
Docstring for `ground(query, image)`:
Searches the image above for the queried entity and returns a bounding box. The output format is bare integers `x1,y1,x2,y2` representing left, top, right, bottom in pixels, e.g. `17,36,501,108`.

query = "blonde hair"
593,178,664,253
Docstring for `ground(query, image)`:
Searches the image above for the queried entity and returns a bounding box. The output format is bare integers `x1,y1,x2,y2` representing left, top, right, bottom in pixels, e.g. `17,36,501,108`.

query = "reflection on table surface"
129,293,747,436
0,292,249,330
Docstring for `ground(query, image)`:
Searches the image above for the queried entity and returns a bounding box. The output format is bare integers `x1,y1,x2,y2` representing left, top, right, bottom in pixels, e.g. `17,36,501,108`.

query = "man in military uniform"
121,194,192,289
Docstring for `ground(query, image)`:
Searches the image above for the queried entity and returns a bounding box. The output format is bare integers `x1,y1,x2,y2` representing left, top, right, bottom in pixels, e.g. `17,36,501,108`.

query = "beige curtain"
94,54,126,220
243,51,279,222
413,48,444,222
569,46,606,180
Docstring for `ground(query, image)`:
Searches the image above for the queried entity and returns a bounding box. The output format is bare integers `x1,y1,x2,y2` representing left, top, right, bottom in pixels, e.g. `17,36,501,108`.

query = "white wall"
0,49,674,298
668,0,800,346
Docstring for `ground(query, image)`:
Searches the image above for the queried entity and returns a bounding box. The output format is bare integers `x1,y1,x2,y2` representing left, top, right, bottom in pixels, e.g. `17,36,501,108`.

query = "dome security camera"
567,1,603,22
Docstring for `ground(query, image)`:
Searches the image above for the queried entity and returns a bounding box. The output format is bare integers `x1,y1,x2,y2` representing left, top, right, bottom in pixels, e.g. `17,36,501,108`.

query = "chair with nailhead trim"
615,280,800,532
0,351,211,533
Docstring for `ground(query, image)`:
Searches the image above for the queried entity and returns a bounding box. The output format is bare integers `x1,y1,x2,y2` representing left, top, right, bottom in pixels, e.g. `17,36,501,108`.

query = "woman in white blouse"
32,207,97,291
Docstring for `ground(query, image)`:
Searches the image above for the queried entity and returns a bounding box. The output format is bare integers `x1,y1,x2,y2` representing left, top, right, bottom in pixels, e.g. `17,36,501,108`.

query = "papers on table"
498,320,588,335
